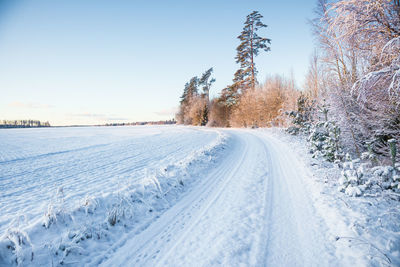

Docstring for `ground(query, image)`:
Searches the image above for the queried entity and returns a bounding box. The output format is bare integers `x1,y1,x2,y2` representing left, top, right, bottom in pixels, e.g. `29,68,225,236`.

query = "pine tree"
232,69,246,93
221,84,240,107
180,76,199,105
177,68,215,126
235,11,271,91
198,68,216,125
177,76,199,124
201,104,209,126
198,68,215,102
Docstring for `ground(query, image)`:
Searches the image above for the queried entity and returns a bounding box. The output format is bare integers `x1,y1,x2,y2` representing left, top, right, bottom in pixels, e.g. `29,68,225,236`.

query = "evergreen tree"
180,76,199,105
178,69,216,126
201,104,209,126
198,68,216,125
235,11,271,91
232,69,246,93
199,68,215,102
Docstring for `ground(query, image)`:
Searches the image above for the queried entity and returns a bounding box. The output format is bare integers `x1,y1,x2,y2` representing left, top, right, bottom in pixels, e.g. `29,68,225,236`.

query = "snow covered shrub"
361,142,379,165
372,165,400,191
308,121,342,162
338,153,400,197
43,187,67,228
287,93,315,135
106,193,135,226
1,228,33,266
357,139,400,192
393,169,400,190
338,154,369,197
106,208,118,226
388,139,397,168
307,101,342,162
82,195,98,215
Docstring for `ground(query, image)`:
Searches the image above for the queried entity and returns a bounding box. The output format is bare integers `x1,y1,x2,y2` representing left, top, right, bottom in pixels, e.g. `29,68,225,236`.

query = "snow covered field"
0,126,222,233
0,126,399,266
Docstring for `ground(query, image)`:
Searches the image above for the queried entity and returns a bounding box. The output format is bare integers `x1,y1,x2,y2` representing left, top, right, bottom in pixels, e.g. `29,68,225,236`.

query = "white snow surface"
0,126,398,266
0,126,220,233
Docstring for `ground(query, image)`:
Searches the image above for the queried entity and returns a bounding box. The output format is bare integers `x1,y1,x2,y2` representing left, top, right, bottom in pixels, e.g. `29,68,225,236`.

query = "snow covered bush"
388,139,397,168
0,228,33,266
361,142,379,165
338,152,400,197
338,154,370,197
362,139,399,192
287,93,400,197
372,165,400,191
308,120,342,162
43,187,67,228
307,101,342,162
287,93,315,135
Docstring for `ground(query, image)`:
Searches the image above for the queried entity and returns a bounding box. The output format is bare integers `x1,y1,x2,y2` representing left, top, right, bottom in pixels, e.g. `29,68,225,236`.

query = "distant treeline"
103,119,176,127
0,120,51,128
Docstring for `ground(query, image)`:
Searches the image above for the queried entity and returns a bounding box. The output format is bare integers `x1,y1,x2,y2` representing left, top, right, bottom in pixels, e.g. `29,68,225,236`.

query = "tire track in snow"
255,137,275,265
154,135,249,266
254,131,337,266
95,133,248,266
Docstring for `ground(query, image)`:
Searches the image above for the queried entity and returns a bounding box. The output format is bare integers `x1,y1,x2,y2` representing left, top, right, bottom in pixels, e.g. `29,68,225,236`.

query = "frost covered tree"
309,0,362,155
300,0,400,199
304,51,325,99
309,0,400,158
326,0,400,157
235,11,271,91
327,0,400,68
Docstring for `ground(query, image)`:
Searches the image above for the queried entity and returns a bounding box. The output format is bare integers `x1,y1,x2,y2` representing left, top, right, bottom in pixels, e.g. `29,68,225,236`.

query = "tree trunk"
250,22,255,90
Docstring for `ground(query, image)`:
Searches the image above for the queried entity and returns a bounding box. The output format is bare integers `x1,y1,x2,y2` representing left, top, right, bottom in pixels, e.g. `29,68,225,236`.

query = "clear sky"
0,0,316,126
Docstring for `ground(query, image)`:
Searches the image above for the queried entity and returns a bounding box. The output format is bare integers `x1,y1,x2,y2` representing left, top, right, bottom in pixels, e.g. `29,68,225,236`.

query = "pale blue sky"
0,0,316,126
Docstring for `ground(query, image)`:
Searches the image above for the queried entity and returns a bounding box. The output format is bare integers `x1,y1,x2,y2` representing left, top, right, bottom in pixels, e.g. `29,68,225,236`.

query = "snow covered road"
97,129,338,266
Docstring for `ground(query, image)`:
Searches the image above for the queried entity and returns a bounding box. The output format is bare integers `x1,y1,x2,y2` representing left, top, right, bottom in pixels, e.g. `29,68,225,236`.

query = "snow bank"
260,128,400,266
0,128,230,266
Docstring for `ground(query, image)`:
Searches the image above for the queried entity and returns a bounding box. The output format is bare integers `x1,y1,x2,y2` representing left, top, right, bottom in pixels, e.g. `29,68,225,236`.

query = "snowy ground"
0,126,220,233
265,128,400,267
0,126,399,266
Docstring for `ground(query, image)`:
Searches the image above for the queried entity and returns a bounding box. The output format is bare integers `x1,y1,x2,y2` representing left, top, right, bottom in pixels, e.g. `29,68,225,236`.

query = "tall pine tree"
235,11,271,91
